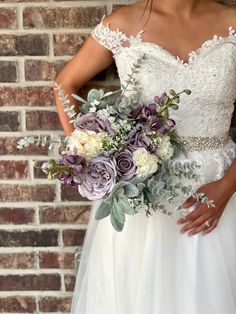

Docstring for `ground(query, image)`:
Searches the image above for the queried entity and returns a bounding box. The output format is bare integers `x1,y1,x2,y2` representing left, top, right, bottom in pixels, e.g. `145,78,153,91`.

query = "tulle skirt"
70,138,236,314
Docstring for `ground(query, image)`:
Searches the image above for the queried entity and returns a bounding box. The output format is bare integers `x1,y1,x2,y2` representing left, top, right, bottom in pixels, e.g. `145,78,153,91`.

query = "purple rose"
126,130,156,153
75,112,115,136
78,155,117,200
115,150,136,181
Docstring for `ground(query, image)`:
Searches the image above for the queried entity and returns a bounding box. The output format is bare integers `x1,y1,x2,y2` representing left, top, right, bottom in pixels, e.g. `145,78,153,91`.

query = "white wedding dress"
70,15,236,314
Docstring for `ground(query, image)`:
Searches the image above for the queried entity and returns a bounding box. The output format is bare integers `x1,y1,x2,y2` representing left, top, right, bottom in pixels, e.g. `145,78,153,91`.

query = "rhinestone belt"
179,132,229,151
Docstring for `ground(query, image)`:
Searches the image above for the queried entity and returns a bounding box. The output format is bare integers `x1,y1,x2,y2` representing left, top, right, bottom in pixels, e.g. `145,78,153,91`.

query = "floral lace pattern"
90,15,236,179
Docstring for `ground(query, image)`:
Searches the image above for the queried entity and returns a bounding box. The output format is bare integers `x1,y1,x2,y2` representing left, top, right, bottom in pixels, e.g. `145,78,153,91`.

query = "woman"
54,0,236,313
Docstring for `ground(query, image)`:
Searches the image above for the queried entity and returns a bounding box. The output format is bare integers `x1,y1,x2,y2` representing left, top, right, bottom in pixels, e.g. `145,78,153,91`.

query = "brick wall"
0,0,235,313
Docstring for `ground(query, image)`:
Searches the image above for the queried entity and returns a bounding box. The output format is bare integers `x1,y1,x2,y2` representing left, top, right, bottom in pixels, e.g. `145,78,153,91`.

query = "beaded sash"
179,132,229,151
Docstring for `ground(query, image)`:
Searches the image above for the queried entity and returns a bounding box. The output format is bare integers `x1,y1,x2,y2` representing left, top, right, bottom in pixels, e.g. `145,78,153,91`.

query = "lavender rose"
126,130,156,154
78,155,117,200
75,112,115,136
115,150,136,181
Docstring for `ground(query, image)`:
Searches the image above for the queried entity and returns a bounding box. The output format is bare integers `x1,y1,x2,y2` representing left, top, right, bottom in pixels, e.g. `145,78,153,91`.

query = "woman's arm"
53,22,114,136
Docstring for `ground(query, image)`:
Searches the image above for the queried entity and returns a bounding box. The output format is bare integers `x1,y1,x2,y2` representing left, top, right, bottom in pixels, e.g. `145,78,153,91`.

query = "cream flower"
67,129,106,160
157,135,174,160
133,147,159,177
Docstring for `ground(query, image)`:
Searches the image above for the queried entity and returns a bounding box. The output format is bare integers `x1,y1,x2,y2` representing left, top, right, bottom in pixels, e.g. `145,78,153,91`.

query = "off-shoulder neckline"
97,14,236,66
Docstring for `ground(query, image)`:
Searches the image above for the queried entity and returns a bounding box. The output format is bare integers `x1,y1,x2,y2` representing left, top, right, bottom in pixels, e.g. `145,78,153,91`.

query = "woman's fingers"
179,212,212,234
202,219,218,235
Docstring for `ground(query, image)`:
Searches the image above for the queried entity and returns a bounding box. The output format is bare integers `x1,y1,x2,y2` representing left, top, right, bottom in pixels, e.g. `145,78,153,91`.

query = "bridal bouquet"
17,53,215,231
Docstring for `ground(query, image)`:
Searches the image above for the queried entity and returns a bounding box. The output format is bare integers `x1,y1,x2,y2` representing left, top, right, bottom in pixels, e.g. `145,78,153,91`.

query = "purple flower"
126,130,156,153
58,172,81,187
57,152,87,186
141,103,157,118
75,112,115,136
154,92,168,105
115,150,136,181
78,155,117,200
145,115,166,133
60,154,85,167
41,161,49,169
165,119,176,130
129,103,157,121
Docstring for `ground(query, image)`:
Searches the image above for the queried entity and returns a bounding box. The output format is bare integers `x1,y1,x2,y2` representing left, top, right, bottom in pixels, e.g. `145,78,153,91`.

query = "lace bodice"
91,15,236,138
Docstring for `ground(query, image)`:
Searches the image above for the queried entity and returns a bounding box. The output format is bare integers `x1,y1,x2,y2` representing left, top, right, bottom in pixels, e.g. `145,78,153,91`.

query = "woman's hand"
177,177,235,236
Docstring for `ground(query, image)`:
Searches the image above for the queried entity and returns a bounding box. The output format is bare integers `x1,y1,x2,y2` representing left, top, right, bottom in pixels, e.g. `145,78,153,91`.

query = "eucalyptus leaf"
112,198,126,224
118,198,136,215
71,93,88,104
110,209,124,232
95,201,111,220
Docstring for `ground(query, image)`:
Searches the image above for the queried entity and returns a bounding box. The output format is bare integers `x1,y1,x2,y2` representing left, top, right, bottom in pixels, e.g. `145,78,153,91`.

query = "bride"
54,0,236,313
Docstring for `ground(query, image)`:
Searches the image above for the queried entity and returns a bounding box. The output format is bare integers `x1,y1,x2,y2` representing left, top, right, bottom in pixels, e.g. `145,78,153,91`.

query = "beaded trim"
179,133,229,151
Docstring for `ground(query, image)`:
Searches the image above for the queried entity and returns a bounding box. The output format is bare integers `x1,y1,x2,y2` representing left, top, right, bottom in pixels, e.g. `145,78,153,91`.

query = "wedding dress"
70,14,236,314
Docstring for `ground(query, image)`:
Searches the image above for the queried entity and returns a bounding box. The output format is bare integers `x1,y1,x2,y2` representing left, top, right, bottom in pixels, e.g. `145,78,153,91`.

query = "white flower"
133,147,159,177
97,108,110,120
157,135,174,160
67,129,106,160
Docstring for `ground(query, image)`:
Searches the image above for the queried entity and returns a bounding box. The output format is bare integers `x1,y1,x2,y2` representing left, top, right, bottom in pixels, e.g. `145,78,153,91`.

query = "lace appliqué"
91,15,236,66
90,15,143,55
186,26,236,66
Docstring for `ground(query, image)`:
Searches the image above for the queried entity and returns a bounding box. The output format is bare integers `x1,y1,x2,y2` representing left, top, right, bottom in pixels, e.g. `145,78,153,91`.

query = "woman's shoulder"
209,1,236,30
100,2,146,37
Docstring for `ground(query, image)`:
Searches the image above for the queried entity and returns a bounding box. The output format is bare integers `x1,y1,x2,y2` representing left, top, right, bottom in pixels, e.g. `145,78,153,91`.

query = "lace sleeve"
90,15,128,55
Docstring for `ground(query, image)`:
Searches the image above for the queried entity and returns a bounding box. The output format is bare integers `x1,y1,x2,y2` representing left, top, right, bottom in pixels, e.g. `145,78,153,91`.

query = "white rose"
67,129,106,160
133,147,159,177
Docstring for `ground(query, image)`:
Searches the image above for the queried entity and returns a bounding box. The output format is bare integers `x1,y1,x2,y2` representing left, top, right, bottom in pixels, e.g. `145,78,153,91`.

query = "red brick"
0,207,35,224
0,61,17,82
0,253,35,268
33,159,48,178
62,229,86,246
39,296,72,312
0,160,28,179
61,184,87,202
23,7,106,29
53,33,87,56
0,296,36,313
64,274,75,291
39,205,90,224
0,86,53,107
25,60,65,81
0,34,48,56
0,230,58,247
0,111,20,131
0,184,56,202
39,252,75,269
0,8,17,29
0,274,61,291
0,137,49,155
26,110,62,130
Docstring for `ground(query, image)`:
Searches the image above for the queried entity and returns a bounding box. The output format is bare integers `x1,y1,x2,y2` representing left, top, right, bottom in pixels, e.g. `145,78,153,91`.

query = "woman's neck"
151,0,208,17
